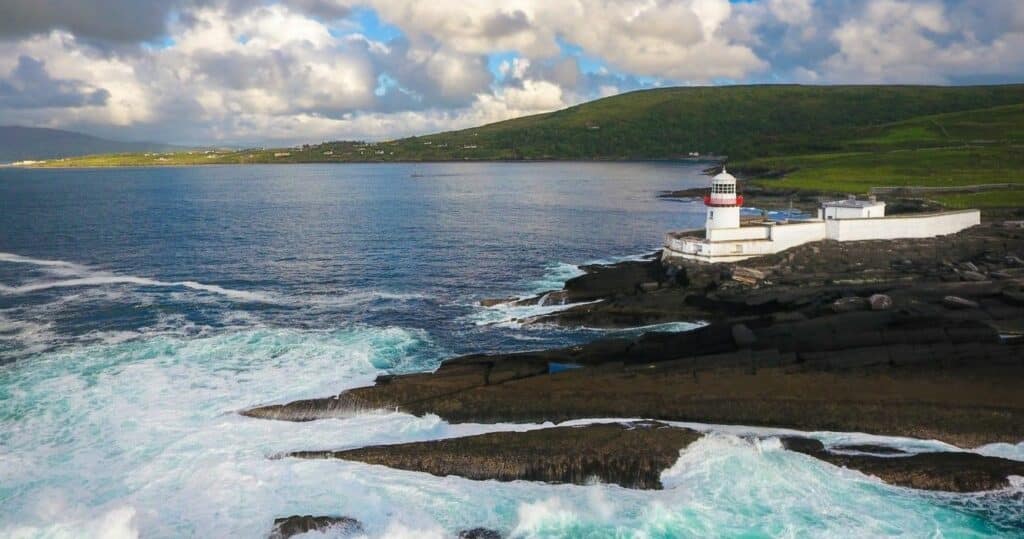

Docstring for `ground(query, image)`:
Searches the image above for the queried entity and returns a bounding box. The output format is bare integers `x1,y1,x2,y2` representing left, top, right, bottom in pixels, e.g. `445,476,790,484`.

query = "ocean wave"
2,399,1018,538
521,252,657,296
524,262,586,295
0,275,273,303
1,506,139,539
581,321,707,334
468,299,604,328
466,251,660,331
0,251,87,270
0,251,274,303
0,251,436,313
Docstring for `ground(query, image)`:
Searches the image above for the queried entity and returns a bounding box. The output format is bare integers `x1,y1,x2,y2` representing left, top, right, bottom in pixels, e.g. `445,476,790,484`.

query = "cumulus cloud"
816,0,1024,83
362,0,765,81
0,0,1020,144
0,56,109,109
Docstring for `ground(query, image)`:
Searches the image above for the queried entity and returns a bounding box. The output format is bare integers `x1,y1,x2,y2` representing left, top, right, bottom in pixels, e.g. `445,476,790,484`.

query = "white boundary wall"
768,221,827,251
707,226,770,241
826,210,980,242
665,210,980,264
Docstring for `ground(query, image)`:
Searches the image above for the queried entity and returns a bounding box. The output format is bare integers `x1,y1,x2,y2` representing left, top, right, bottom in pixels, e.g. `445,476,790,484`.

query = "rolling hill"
383,84,1024,161
0,126,184,162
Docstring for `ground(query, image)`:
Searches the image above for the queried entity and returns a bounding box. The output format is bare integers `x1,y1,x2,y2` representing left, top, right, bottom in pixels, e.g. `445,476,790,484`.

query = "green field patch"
748,146,1024,195
933,189,1024,209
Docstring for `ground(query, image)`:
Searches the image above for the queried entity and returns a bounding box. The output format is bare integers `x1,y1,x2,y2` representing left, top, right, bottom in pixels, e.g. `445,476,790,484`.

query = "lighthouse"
704,167,743,230
665,163,979,263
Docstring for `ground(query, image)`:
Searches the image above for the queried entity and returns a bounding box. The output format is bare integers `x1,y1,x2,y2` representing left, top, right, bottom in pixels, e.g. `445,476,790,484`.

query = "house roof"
822,198,885,209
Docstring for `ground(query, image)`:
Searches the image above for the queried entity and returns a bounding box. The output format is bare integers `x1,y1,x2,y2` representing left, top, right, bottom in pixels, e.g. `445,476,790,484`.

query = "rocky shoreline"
247,221,1024,535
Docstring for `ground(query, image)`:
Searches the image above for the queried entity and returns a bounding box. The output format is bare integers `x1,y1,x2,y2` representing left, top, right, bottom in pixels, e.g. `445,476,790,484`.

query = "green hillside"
37,84,1024,167
388,84,1024,161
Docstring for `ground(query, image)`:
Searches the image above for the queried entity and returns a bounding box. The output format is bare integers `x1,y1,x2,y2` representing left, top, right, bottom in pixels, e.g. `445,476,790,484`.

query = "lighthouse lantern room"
704,168,743,230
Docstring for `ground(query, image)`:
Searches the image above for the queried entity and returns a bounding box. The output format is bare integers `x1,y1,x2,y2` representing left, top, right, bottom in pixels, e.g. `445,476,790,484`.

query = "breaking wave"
467,252,660,330
0,251,273,303
2,337,1018,539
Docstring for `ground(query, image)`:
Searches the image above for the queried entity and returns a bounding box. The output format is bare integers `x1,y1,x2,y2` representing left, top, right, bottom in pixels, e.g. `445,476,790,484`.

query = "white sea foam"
298,290,434,308
546,417,1010,461
522,252,656,296
974,442,1024,462
467,251,666,331
0,251,274,303
0,252,87,270
0,252,437,315
524,262,586,294
469,299,604,328
581,320,707,334
2,506,139,539
0,275,273,302
2,346,1018,539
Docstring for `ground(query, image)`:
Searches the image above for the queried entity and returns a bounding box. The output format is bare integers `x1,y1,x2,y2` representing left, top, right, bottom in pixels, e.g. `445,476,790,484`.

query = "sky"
0,0,1021,145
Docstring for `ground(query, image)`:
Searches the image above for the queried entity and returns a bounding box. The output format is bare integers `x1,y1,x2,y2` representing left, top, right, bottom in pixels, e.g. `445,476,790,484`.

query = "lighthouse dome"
712,168,736,183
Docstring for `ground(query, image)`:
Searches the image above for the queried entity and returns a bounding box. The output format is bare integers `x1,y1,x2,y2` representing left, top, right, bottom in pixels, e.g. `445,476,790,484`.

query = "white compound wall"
827,210,980,242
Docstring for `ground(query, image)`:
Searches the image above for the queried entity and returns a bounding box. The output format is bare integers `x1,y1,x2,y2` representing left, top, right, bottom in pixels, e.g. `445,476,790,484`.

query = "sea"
0,162,1021,538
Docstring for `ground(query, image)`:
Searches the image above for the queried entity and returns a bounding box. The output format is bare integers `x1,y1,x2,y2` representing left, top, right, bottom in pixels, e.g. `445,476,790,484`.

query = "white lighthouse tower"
704,167,743,230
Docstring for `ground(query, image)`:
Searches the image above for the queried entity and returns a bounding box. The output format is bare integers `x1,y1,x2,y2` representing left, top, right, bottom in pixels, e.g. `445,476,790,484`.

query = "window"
712,183,735,194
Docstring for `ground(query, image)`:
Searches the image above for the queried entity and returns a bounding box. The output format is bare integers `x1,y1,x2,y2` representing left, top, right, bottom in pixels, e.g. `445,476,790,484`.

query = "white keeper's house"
664,168,981,263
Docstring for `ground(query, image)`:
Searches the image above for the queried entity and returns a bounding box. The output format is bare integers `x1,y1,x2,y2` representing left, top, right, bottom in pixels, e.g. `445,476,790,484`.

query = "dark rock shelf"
288,422,700,490
780,437,1024,492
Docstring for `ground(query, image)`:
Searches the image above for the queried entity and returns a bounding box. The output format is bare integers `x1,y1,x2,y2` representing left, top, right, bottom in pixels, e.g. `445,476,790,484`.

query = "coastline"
242,221,1024,503
7,156,726,170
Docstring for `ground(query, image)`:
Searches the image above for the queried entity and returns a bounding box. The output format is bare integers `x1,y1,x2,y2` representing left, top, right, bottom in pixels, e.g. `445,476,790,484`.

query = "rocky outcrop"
526,222,1024,330
287,422,700,489
458,528,502,539
276,426,1023,494
244,307,1024,447
268,515,362,539
780,437,1024,492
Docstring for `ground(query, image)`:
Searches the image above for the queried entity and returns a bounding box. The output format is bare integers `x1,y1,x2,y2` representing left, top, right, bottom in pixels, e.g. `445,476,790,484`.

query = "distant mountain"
0,126,185,162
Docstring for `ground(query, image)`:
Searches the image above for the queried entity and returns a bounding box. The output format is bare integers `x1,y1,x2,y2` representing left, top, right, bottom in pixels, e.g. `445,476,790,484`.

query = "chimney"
847,194,856,201
868,195,877,203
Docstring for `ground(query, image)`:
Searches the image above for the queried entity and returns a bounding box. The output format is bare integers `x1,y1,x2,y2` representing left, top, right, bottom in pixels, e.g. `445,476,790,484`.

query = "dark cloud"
282,0,351,21
0,55,109,108
0,0,178,42
192,49,294,91
481,10,531,38
0,0,349,42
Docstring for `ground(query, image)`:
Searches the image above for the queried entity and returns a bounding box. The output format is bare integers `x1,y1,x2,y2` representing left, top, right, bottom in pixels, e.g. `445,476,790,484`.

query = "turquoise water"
0,163,1021,537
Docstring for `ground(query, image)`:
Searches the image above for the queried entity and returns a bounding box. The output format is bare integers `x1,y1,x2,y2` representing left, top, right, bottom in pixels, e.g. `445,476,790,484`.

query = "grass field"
744,146,1024,192
736,104,1024,207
